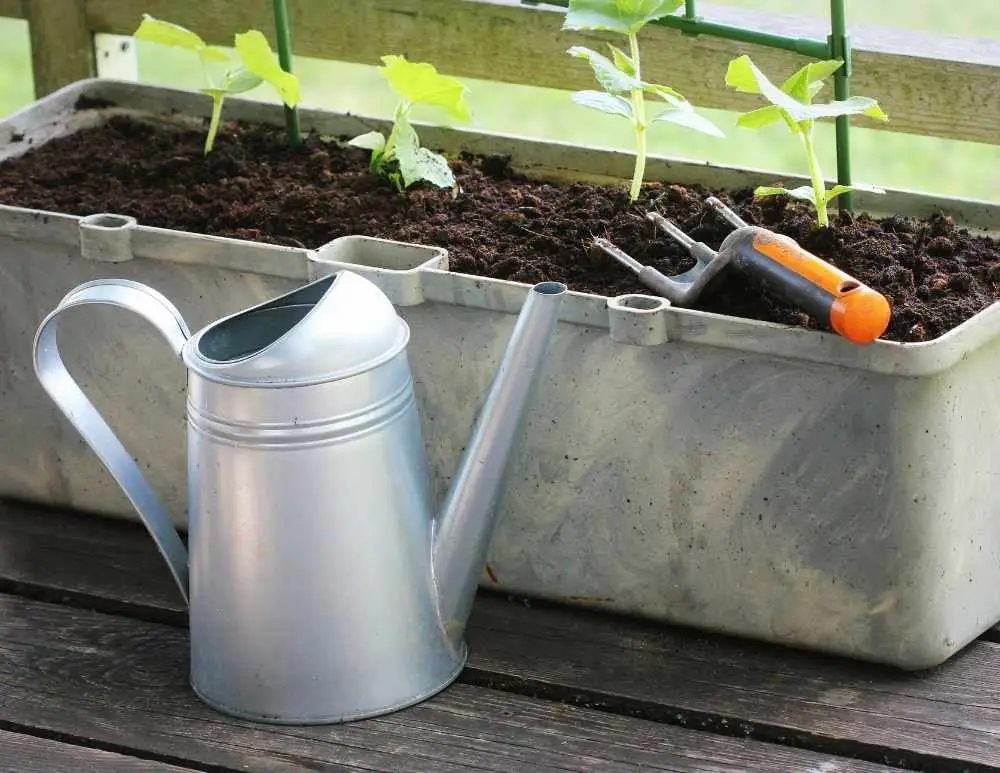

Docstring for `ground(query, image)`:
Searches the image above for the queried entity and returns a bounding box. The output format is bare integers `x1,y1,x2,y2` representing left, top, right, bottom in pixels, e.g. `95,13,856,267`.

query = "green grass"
0,19,33,116
0,3,997,203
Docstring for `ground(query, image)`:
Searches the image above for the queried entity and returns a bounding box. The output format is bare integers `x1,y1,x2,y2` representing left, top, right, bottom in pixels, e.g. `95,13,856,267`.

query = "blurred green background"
0,0,997,201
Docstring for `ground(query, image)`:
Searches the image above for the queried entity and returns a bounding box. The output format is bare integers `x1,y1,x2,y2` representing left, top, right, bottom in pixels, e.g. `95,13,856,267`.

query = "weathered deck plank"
0,593,891,773
467,603,1000,771
0,729,197,772
2,500,998,771
0,501,185,617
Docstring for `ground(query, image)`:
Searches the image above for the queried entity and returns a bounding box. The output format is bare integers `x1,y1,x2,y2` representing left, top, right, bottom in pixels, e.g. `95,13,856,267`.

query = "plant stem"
627,32,646,203
800,124,828,227
205,95,225,154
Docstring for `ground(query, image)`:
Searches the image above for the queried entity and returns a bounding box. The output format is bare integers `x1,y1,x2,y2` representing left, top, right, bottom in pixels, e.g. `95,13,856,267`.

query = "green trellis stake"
272,0,301,148
655,0,854,213
828,0,853,212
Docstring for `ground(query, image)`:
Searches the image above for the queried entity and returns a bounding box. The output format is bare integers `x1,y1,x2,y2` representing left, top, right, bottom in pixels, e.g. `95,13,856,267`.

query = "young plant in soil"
133,15,301,154
563,0,724,203
725,54,888,228
0,114,995,344
348,55,471,193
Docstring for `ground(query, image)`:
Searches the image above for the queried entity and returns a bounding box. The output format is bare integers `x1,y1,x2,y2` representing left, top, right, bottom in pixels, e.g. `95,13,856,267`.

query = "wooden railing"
9,0,1000,147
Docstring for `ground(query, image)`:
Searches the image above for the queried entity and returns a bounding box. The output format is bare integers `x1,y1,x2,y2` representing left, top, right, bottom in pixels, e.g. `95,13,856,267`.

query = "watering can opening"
197,275,337,364
183,271,410,388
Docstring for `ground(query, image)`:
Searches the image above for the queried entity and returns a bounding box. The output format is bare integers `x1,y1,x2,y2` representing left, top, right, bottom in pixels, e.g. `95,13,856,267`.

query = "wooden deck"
0,499,998,772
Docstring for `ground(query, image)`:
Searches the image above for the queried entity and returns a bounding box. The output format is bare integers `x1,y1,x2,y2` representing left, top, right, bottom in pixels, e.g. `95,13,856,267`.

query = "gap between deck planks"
0,728,197,773
0,594,894,773
1,500,999,772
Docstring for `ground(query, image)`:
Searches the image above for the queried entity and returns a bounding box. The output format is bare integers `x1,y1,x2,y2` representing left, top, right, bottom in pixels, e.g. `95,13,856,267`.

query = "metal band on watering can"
32,279,192,602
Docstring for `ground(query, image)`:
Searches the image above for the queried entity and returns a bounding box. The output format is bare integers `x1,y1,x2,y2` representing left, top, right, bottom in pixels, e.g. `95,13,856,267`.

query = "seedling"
563,0,723,203
133,15,301,154
348,55,471,193
725,54,889,228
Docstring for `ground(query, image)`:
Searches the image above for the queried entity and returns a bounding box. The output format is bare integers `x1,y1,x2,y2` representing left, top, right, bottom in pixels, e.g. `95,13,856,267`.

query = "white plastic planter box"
2,79,999,670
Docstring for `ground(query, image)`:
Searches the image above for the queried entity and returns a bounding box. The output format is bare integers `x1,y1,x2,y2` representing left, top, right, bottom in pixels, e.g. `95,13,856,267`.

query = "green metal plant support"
828,0,853,211
660,0,854,213
533,0,856,212
272,0,301,148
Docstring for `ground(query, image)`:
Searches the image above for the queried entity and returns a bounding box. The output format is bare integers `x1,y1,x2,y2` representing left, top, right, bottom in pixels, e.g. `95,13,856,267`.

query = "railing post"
22,0,95,98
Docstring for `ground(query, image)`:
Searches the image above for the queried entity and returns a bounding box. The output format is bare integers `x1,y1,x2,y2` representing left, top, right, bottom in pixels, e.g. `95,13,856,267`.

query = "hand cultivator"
594,197,891,345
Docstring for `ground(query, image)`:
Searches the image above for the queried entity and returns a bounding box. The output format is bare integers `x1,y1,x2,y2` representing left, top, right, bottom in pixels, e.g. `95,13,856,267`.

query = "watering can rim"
181,270,411,388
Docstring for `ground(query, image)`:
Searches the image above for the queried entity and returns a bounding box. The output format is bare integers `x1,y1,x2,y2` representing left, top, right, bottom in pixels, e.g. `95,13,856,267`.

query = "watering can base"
190,644,468,725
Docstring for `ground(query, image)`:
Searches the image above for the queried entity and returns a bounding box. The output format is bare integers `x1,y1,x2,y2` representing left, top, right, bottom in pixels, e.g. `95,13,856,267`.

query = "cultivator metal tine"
645,211,695,249
705,196,749,229
590,211,731,307
591,237,645,275
646,209,723,273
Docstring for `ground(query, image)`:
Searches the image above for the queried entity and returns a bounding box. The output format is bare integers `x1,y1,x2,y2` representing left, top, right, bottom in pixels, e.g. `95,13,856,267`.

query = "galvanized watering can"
32,269,566,724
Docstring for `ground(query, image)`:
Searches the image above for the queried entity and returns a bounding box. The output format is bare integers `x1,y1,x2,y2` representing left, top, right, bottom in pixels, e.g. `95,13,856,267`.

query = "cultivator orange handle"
722,228,892,345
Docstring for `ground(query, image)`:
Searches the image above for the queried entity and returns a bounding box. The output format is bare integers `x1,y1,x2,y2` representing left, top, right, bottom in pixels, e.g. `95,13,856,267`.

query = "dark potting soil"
1,112,997,343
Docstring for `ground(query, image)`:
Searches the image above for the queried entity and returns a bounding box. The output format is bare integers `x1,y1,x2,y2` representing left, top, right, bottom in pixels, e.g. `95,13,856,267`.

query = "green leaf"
348,131,387,153
849,182,886,194
380,55,471,121
780,59,843,103
726,55,811,122
567,46,641,93
730,56,888,128
563,0,684,35
725,54,764,95
807,80,827,99
784,185,820,201
405,147,456,189
754,184,817,202
802,59,844,85
735,105,785,130
234,30,301,106
222,68,264,95
643,82,685,104
133,15,228,61
806,96,888,122
652,103,725,137
824,183,886,203
862,102,889,122
572,90,634,119
392,117,455,189
609,44,635,76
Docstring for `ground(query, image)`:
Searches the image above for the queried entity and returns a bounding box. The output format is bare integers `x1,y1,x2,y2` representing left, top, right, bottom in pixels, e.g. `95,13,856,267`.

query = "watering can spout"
432,281,566,635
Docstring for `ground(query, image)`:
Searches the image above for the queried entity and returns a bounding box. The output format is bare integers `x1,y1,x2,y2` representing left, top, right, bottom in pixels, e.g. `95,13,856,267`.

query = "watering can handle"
32,279,192,604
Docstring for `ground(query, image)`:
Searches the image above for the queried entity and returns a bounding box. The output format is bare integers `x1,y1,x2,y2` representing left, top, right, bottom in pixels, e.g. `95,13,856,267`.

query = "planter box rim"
17,77,996,234
2,77,999,376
